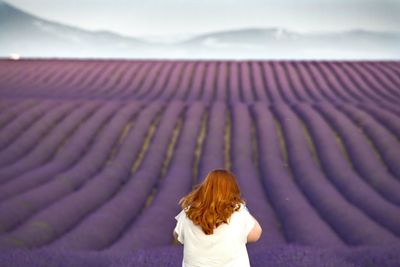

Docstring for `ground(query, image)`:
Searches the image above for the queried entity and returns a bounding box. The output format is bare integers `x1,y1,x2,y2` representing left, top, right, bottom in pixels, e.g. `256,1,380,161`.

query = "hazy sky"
4,0,400,37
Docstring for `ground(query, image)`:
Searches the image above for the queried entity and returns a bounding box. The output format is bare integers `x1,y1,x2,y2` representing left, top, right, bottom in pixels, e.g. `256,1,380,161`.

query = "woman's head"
179,169,245,235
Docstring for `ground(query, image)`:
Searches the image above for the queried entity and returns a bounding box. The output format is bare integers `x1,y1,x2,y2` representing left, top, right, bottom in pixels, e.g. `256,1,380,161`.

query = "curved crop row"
293,103,400,236
0,101,60,153
0,101,119,233
2,61,399,104
0,102,77,167
231,103,286,247
104,102,205,251
252,103,344,247
271,103,398,246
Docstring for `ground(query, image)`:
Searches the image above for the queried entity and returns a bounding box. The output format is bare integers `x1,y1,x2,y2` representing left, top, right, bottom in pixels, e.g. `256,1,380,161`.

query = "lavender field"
0,59,400,266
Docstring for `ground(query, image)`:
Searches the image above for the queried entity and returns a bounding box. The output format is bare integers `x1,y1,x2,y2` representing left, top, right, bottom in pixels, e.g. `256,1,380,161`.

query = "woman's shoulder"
175,208,188,221
237,203,248,211
231,203,248,218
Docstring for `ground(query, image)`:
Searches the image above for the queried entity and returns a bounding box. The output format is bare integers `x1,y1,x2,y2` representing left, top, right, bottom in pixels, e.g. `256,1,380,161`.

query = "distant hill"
0,0,150,58
178,28,400,59
1,0,400,59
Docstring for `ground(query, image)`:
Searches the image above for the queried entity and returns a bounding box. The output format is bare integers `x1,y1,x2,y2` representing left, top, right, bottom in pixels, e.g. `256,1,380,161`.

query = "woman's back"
174,203,256,267
173,169,262,267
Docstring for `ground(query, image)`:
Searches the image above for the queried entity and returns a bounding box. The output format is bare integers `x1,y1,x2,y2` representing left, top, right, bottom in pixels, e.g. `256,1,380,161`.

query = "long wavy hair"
179,169,245,235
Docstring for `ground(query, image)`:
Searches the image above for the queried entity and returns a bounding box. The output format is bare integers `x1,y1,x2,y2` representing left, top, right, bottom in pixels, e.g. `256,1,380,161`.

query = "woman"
173,169,262,267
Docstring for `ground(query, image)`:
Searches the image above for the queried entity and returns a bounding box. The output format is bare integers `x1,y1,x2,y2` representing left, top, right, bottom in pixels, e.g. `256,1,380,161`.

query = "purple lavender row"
41,102,181,250
338,104,400,179
214,62,227,102
249,62,269,103
290,62,324,102
154,60,180,101
272,103,399,246
1,100,76,174
33,62,85,96
65,62,110,97
65,62,115,98
261,62,284,103
117,62,153,98
133,61,165,99
10,62,139,99
100,62,133,96
300,62,337,102
0,100,59,152
51,62,92,96
12,61,74,98
312,62,357,103
96,61,126,97
171,62,196,101
354,62,400,104
362,63,400,99
0,100,37,130
40,102,163,250
78,62,117,96
377,62,400,89
350,62,400,102
187,62,206,102
379,62,400,80
107,102,205,251
229,62,241,103
0,98,16,109
157,61,183,100
251,102,344,247
153,62,184,101
0,101,77,168
0,98,29,109
362,62,399,90
26,61,75,97
326,62,389,106
0,101,100,202
0,101,99,201
240,62,255,103
34,62,67,91
293,103,400,237
47,61,94,97
95,101,184,251
0,63,19,84
23,62,57,89
201,62,216,103
0,62,47,93
146,61,178,101
271,61,299,104
302,62,343,103
359,103,400,140
104,62,141,99
338,62,400,105
0,100,118,234
281,62,313,102
0,101,147,249
315,103,400,205
82,62,121,97
11,62,63,88
12,62,84,98
325,61,377,103
198,102,226,181
231,103,286,247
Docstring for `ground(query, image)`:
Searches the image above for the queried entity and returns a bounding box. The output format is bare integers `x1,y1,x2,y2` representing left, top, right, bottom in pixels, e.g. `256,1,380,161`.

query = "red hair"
179,169,245,235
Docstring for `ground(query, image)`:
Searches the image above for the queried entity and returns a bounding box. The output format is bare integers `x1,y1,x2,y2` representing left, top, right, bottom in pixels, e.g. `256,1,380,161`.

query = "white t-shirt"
174,203,255,267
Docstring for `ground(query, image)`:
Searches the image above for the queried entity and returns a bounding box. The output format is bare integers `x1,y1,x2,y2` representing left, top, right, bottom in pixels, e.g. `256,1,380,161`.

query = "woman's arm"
173,230,182,245
247,215,262,243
